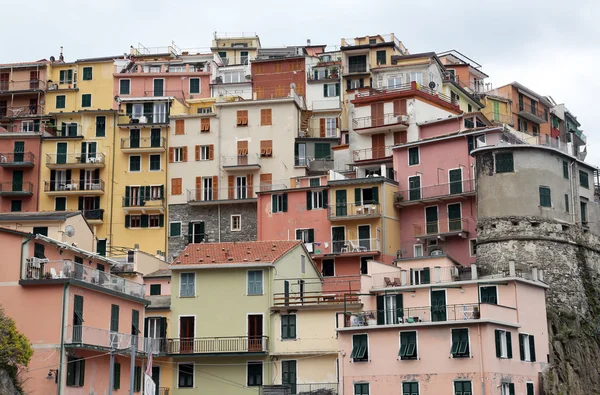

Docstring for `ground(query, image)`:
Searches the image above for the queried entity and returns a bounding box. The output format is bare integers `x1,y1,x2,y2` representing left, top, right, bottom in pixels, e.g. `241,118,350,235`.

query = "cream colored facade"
211,33,261,66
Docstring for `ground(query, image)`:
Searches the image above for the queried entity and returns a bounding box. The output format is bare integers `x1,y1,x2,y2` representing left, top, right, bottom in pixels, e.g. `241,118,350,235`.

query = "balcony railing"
118,112,169,126
0,105,45,118
44,179,105,192
331,238,381,254
296,383,339,395
352,113,408,130
123,196,164,207
372,267,473,289
343,303,481,327
167,336,268,355
518,103,547,123
65,325,151,353
343,63,368,74
46,124,84,138
0,181,33,195
0,152,35,166
121,137,166,150
83,209,104,221
395,179,475,206
413,218,470,238
328,203,381,219
46,152,106,166
186,185,263,203
273,291,360,306
24,259,145,297
0,79,45,92
354,82,460,110
353,146,393,162
222,154,261,168
482,111,514,126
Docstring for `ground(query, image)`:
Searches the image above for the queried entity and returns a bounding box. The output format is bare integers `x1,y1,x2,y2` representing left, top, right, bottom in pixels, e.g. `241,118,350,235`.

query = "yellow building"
479,93,514,126
40,57,118,254
211,32,261,66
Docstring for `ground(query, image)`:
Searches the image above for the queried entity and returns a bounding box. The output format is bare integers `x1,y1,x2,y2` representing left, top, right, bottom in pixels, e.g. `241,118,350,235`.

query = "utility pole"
130,335,137,394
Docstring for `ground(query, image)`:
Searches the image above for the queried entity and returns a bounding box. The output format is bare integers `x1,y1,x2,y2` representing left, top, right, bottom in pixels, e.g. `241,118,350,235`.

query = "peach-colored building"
0,226,151,394
337,259,548,395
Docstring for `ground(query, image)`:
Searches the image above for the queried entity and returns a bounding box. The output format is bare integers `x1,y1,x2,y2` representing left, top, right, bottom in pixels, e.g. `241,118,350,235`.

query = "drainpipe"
570,161,577,223
217,109,222,242
58,282,70,395
109,113,117,253
477,325,484,395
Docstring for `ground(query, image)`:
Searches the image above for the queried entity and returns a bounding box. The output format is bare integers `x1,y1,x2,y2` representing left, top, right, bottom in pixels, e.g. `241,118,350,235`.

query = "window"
468,104,472,112
326,118,336,137
350,79,361,89
247,362,263,386
454,381,473,395
408,147,419,165
312,190,324,209
199,145,210,160
150,284,161,296
579,170,589,188
173,147,183,162
260,140,273,157
133,366,142,392
413,244,423,257
56,95,66,109
95,116,106,137
119,79,130,95
237,110,248,126
20,121,34,132
409,267,430,285
81,94,91,108
296,229,314,245
469,239,477,257
314,142,331,159
376,50,386,65
310,178,321,187
324,83,339,97
175,119,184,135
495,329,513,359
562,161,569,179
129,155,141,172
113,363,121,390
149,154,161,171
409,72,423,85
402,382,418,395
200,117,210,131
180,273,195,297
231,215,241,231
501,383,515,395
519,333,536,362
301,256,306,274
281,314,297,339
322,259,335,277
532,125,538,136
354,383,369,395
539,186,551,207
66,357,85,387
350,334,368,362
129,215,142,228
272,193,288,213
82,67,92,80
387,75,402,88
495,152,514,173
261,109,272,125
10,200,22,212
170,222,182,237
248,270,263,295
189,78,200,94
581,200,588,225
399,331,417,360
565,194,569,213
59,69,73,84
55,197,67,211
450,328,470,358
201,177,213,201
178,363,194,388
149,214,161,227
171,178,182,195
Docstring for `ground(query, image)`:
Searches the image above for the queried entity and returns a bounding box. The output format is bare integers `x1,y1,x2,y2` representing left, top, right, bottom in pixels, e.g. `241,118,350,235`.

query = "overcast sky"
6,0,599,166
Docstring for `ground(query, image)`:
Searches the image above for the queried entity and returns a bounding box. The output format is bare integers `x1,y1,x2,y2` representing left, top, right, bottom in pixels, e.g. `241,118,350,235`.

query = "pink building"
392,114,503,265
0,226,150,394
337,258,549,395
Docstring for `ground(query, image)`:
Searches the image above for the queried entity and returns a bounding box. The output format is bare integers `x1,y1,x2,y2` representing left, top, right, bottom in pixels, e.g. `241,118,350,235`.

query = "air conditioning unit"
450,267,460,279
30,257,49,268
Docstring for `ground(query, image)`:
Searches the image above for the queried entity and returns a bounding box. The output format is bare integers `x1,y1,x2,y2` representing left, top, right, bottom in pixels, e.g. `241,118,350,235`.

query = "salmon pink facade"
0,132,41,212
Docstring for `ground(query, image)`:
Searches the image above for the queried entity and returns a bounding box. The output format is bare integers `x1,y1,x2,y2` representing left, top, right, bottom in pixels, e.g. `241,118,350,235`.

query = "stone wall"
476,216,600,394
168,203,257,261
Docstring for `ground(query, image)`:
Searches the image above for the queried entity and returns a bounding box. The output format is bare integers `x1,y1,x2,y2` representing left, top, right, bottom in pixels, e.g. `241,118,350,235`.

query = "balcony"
307,67,340,83
331,238,381,255
44,179,105,195
121,137,166,153
413,218,470,240
0,79,45,94
372,266,473,289
395,179,475,207
353,82,460,112
273,291,359,306
65,325,151,354
44,124,84,139
186,186,258,205
308,158,334,174
0,104,45,119
166,336,268,355
517,103,547,124
222,154,261,171
352,113,408,134
296,383,339,395
482,111,514,126
353,146,393,162
328,203,381,221
22,259,146,299
118,112,169,127
0,181,33,196
83,209,104,223
342,63,369,76
123,196,165,213
46,153,106,169
0,152,35,168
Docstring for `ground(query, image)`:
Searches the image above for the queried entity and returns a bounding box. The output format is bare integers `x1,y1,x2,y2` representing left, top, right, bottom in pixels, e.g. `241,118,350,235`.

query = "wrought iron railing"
343,303,481,327
167,336,268,354
394,179,475,204
44,179,105,192
328,203,381,219
0,152,35,164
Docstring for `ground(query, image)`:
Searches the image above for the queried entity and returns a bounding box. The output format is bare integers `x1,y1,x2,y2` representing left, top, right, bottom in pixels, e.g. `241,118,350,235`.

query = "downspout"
478,325,484,395
570,161,577,223
109,112,117,253
58,282,70,395
217,109,222,242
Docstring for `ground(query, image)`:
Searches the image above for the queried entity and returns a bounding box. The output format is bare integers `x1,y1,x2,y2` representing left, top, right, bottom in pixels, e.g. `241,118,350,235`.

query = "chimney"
59,46,64,62
307,39,311,46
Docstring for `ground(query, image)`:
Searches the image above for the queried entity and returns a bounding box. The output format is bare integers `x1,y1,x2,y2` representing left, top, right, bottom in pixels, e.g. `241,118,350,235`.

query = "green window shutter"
496,153,514,173
141,214,148,228
282,193,288,212
408,147,419,165
114,363,120,390
281,315,289,338
565,194,569,213
335,83,340,96
495,330,502,358
170,222,181,237
306,191,312,210
190,78,200,94
539,187,551,207
323,84,328,97
78,359,85,386
563,161,569,179
96,116,106,137
132,310,140,334
322,190,328,207
55,197,66,211
110,304,119,332
187,222,193,244
376,295,384,325
82,94,91,108
422,267,430,284
66,357,75,386
519,334,526,361
124,186,130,206
526,383,534,395
159,214,164,227
121,80,130,95
506,331,513,358
395,294,404,319
160,185,164,199
125,215,130,228
355,188,362,206
371,187,379,203
289,315,296,339
579,170,589,188
307,229,315,243
74,295,84,324
126,103,133,115
509,383,515,395
529,335,536,362
272,195,277,212
56,95,66,109
134,366,142,392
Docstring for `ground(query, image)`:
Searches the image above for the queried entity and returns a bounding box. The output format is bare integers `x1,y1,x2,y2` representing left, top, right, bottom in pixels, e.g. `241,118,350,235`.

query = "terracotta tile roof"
0,60,49,67
172,241,302,266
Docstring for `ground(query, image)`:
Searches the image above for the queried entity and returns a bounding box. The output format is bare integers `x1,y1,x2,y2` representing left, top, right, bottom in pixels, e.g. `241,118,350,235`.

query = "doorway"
179,316,195,353
431,290,447,322
248,314,263,352
358,225,371,251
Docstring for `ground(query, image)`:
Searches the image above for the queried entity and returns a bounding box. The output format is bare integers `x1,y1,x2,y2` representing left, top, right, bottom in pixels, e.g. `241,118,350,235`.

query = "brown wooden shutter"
208,145,214,160
247,174,254,197
201,118,210,132
212,176,218,200
266,140,272,156
237,110,242,126
399,99,407,115
260,140,266,156
176,119,184,135
195,145,200,161
372,133,385,159
228,176,234,199
169,147,174,163
393,100,400,116
371,102,384,126
182,146,188,162
393,131,407,145
260,173,272,191
172,178,182,195
195,177,202,201
336,117,339,128
320,118,326,137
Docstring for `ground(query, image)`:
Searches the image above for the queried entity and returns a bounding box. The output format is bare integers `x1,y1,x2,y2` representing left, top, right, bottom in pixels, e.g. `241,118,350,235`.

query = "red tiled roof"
172,241,302,265
0,60,49,67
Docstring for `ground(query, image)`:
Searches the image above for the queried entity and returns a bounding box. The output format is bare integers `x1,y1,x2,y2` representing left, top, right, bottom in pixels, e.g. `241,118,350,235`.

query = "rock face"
0,369,18,395
476,216,600,394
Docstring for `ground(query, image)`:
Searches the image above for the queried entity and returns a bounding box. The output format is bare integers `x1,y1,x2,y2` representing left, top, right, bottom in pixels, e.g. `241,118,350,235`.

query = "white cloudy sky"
6,0,599,166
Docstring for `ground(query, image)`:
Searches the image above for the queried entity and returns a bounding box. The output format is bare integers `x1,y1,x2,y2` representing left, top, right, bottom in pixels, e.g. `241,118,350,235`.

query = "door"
295,143,306,166
150,128,161,147
431,290,447,322
12,170,23,192
284,281,290,306
236,176,247,199
282,360,297,395
179,316,195,353
151,367,160,395
331,226,345,253
370,102,384,127
237,140,248,165
110,305,119,347
409,176,421,200
29,98,38,115
30,71,39,89
448,203,462,231
192,222,205,243
335,190,347,217
154,103,166,123
13,142,24,162
449,169,462,194
358,225,371,251
371,133,386,159
153,79,164,96
248,315,263,352
130,129,140,148
425,206,439,235
56,142,67,165
0,72,8,91
81,142,97,163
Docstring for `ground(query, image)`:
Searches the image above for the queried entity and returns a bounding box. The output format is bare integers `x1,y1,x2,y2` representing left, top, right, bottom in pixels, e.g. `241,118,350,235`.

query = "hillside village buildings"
0,32,597,395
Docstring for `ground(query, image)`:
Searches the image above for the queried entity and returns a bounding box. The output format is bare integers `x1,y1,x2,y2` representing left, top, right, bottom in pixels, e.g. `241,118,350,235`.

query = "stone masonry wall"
476,216,600,394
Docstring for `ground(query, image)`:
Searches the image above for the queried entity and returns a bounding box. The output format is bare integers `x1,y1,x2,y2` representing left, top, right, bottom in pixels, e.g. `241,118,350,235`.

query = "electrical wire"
25,350,113,373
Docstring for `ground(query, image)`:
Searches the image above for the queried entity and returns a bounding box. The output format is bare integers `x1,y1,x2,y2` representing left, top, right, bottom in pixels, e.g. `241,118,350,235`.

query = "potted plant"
43,272,53,280
330,67,339,79
245,75,252,81
395,193,404,203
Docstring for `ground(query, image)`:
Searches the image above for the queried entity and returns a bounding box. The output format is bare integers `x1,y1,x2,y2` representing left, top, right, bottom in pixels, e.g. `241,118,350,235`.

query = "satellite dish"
430,249,444,256
428,81,437,90
64,225,75,238
290,82,297,90
114,95,120,103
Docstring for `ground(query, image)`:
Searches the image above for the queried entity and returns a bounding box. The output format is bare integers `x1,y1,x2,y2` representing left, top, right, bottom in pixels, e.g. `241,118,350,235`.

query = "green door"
409,176,421,200
358,225,371,251
449,169,462,194
493,100,500,121
153,79,164,96
335,190,347,217
57,143,67,164
130,129,140,148
282,360,297,394
431,290,447,322
13,142,24,163
12,170,23,192
425,206,438,234
150,129,161,147
448,203,462,231
331,226,345,253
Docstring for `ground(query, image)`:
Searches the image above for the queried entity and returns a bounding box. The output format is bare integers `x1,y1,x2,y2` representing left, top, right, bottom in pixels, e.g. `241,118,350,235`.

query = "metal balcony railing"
0,104,45,118
167,336,268,354
518,103,547,122
413,218,470,238
46,152,106,166
353,146,393,161
222,154,260,168
0,152,35,164
24,259,145,297
328,203,381,219
273,291,359,306
352,113,408,130
121,137,166,149
372,267,473,289
354,82,459,109
123,195,164,207
296,383,339,395
65,325,150,353
44,179,105,192
331,238,381,254
0,181,33,194
343,63,368,74
343,303,481,327
0,79,45,92
395,179,475,205
83,209,104,221
47,124,84,138
186,186,258,202
118,112,169,125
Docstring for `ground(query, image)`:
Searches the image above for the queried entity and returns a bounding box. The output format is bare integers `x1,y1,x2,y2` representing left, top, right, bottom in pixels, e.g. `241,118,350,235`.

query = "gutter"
109,111,116,254
58,282,70,395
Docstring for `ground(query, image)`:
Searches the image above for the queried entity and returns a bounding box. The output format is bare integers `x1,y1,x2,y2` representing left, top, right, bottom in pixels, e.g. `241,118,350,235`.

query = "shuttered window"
402,382,418,395
247,362,263,386
454,381,472,395
495,329,513,359
56,95,66,109
495,153,514,173
480,286,498,304
399,331,417,360
81,94,92,108
261,109,272,125
354,383,369,395
350,334,368,361
189,78,200,94
82,67,93,80
281,314,297,339
408,147,419,165
579,170,589,188
450,328,470,357
247,270,263,295
180,273,195,297
113,363,120,390
519,333,536,362
539,186,551,207
119,79,130,95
